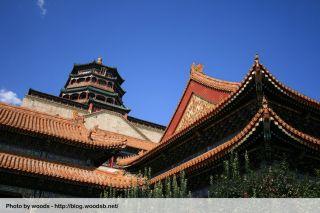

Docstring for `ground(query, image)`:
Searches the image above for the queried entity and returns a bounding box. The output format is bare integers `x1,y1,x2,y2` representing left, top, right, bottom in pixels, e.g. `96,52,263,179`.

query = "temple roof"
118,57,320,168
149,104,320,183
0,151,138,189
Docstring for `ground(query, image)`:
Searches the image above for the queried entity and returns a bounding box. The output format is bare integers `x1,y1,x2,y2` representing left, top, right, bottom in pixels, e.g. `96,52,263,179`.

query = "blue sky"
0,0,319,125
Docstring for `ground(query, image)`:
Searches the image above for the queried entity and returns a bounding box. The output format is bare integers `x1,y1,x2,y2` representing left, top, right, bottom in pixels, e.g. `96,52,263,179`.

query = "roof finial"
97,57,103,64
190,63,204,74
254,53,260,68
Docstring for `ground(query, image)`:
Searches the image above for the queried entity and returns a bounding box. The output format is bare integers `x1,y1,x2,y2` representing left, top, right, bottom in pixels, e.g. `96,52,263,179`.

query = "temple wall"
131,124,163,143
22,96,164,142
22,95,87,119
84,111,146,140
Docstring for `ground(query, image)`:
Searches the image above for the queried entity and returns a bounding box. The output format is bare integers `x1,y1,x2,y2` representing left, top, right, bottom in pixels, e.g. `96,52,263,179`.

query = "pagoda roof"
66,74,126,96
119,56,320,168
0,151,138,189
149,105,320,183
0,102,127,150
72,60,124,84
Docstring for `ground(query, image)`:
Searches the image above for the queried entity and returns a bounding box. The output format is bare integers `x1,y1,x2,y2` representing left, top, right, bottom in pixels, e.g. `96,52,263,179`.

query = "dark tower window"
85,77,91,82
107,98,114,104
79,92,86,99
98,79,106,86
107,82,113,88
96,95,106,102
77,78,85,83
70,93,79,100
70,79,76,84
88,93,95,99
92,77,97,83
63,94,70,99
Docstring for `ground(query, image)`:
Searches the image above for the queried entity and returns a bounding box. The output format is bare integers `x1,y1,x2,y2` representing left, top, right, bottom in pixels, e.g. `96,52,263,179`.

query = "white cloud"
37,0,47,16
0,89,22,105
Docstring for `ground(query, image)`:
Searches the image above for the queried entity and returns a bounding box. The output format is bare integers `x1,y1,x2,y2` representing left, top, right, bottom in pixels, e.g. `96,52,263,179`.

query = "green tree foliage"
165,177,172,198
100,169,190,198
209,152,320,198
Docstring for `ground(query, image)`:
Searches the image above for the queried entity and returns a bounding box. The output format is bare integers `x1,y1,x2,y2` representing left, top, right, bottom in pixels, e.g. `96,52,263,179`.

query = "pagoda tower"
59,57,130,114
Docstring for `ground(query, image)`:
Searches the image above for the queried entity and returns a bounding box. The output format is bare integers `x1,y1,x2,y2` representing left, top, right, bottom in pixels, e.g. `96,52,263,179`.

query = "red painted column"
109,156,114,168
88,103,94,113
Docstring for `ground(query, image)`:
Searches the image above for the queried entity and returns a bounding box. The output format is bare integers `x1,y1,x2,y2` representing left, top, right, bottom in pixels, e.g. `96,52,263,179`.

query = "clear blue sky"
0,0,319,125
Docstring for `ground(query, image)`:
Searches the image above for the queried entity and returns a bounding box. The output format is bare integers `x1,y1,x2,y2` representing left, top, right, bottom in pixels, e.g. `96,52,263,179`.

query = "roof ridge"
269,109,320,147
190,67,240,92
191,69,240,85
261,64,320,108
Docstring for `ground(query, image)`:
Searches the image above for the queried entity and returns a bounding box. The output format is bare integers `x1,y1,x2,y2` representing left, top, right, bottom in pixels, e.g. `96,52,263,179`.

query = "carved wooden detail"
175,94,215,133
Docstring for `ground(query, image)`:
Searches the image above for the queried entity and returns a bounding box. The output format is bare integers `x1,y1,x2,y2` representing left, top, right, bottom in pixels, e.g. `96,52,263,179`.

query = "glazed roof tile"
91,128,157,151
0,151,137,188
190,68,240,92
0,102,126,149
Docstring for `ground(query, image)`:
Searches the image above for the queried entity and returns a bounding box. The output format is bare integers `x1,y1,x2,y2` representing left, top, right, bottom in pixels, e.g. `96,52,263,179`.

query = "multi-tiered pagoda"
59,57,130,114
